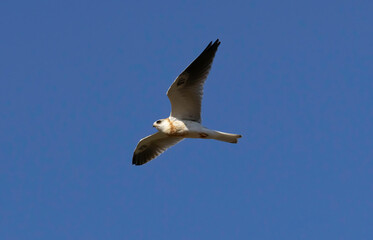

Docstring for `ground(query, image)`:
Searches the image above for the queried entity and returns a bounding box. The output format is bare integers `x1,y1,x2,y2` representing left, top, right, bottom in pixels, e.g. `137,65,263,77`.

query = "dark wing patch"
132,132,184,166
177,76,187,86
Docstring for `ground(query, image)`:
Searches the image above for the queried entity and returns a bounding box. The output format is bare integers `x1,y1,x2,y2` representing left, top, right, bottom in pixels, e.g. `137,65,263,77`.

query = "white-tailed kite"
133,39,242,165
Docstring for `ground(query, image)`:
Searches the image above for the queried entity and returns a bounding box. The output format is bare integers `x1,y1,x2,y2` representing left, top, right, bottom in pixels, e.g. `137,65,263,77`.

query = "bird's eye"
156,120,162,124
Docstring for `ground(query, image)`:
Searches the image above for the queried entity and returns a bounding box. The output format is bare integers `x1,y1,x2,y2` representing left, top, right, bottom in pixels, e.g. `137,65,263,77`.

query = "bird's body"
154,117,241,143
133,39,242,165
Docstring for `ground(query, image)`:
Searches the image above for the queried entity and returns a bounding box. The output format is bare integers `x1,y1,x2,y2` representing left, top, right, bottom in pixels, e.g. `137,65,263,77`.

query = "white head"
153,118,169,132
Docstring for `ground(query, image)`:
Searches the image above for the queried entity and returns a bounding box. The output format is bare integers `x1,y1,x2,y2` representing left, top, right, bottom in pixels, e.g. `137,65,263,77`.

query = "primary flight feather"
133,39,242,165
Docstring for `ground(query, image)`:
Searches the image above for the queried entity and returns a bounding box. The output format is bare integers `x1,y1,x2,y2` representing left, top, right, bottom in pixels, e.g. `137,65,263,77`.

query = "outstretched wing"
167,39,220,123
132,132,184,165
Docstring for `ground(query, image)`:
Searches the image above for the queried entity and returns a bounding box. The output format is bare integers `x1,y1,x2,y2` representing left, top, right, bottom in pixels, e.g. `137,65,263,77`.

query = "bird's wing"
132,132,184,165
167,39,220,123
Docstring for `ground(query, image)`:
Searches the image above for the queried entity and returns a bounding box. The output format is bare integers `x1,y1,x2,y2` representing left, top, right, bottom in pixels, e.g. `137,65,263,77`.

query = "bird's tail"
212,131,242,143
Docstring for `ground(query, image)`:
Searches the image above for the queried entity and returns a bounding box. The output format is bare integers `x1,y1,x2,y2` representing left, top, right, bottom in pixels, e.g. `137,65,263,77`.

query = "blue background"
1,0,372,239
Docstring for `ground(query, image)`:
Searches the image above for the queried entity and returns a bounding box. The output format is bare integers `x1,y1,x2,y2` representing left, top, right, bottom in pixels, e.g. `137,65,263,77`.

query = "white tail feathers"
212,131,242,143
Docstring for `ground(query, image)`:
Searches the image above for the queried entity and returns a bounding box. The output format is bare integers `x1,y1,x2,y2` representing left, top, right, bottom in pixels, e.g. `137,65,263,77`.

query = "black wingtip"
205,39,220,48
132,158,143,166
132,154,142,166
203,39,220,53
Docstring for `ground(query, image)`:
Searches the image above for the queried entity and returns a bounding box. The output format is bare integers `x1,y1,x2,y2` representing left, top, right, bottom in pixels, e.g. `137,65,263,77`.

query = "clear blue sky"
1,0,372,239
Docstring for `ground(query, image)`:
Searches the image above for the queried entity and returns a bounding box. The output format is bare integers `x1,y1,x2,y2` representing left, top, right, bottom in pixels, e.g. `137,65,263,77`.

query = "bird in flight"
133,39,242,165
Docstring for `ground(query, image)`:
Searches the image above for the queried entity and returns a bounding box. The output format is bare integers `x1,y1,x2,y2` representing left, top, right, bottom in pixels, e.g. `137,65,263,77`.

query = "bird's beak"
152,124,155,128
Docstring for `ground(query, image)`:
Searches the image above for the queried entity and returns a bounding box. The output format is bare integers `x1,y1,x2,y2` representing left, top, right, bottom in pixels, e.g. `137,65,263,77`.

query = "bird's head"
153,118,169,132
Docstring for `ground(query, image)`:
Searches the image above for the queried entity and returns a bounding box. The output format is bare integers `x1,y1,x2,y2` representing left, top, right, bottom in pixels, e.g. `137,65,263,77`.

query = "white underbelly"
183,120,213,139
